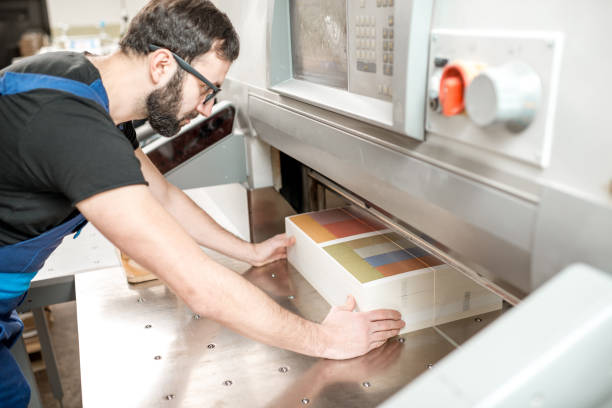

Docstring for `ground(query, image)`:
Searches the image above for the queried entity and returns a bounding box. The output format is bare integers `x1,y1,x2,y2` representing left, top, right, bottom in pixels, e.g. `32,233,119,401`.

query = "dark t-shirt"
0,52,147,246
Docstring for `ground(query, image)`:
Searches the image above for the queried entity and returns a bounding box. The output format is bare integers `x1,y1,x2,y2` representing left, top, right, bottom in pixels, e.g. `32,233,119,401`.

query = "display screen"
289,0,348,90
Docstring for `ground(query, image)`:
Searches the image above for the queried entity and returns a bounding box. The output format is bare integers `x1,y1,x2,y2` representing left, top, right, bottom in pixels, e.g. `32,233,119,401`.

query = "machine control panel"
426,30,563,167
349,0,395,100
270,0,433,140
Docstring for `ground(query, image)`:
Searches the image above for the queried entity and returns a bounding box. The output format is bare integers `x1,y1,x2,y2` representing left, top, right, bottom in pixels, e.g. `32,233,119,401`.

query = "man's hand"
250,233,296,267
319,295,405,360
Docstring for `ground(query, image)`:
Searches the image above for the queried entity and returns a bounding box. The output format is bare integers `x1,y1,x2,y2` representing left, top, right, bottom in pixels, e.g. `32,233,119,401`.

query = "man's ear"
149,49,176,85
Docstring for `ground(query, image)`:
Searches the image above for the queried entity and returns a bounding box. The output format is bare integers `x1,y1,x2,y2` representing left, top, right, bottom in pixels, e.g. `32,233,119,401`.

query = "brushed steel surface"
77,188,503,407
77,262,458,407
531,186,612,289
248,186,297,243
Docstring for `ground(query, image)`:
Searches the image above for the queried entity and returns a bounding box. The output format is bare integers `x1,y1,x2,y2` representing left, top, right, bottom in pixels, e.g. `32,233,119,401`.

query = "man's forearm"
77,185,326,357
189,256,326,357
161,182,256,264
135,147,255,264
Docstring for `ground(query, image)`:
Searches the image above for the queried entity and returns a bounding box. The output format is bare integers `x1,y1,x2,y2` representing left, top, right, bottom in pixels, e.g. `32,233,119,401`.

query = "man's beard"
146,71,197,137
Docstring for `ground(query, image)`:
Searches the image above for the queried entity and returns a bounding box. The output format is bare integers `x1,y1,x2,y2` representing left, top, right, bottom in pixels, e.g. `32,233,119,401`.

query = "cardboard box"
286,208,502,333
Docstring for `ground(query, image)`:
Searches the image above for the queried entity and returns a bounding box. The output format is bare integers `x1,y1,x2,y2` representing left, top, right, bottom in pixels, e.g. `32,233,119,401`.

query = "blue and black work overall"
0,71,109,407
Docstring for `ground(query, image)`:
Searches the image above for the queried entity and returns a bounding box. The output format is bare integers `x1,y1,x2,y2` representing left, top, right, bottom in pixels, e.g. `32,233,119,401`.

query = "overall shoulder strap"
0,71,109,112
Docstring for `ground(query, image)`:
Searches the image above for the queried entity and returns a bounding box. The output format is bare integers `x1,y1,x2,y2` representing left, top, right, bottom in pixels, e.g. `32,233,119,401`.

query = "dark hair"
119,0,239,63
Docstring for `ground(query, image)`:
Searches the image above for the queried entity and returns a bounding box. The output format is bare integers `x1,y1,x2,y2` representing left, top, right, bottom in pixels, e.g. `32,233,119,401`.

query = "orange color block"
323,219,383,239
376,254,444,277
289,214,337,243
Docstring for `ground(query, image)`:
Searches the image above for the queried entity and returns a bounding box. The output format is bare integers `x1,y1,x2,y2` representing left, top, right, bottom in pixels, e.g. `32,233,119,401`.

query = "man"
0,1,405,405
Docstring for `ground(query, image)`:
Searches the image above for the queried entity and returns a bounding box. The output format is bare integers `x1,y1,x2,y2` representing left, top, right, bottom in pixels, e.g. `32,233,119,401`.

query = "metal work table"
76,187,503,407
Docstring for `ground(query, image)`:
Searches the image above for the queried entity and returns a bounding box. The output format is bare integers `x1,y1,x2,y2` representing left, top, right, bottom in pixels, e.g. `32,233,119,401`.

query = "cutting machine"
208,0,612,405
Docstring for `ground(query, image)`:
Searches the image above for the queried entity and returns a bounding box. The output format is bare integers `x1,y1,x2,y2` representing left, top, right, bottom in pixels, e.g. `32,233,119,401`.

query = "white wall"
47,0,148,28
211,0,269,88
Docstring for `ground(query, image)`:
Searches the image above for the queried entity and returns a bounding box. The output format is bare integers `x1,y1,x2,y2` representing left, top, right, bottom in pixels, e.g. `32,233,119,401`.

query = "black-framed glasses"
148,44,221,105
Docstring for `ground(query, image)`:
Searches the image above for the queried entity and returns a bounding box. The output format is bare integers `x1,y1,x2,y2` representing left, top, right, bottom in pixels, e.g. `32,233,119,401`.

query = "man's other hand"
250,233,296,267
319,295,405,360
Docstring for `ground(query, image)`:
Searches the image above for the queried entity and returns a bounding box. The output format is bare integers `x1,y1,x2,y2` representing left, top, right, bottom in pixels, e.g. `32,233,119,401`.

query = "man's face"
146,50,231,137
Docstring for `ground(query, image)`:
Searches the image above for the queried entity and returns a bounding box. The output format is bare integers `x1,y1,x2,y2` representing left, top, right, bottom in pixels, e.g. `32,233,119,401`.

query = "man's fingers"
369,319,405,333
272,233,295,248
337,295,356,312
367,309,402,322
371,329,400,342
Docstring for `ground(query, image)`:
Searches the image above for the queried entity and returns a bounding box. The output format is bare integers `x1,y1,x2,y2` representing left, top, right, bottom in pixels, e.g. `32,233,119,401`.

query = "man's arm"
76,185,405,359
134,148,289,266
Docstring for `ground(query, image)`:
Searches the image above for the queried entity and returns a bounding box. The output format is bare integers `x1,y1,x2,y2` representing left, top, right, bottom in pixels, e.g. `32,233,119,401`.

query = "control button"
357,61,377,73
388,16,394,26
438,61,484,116
465,62,541,132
